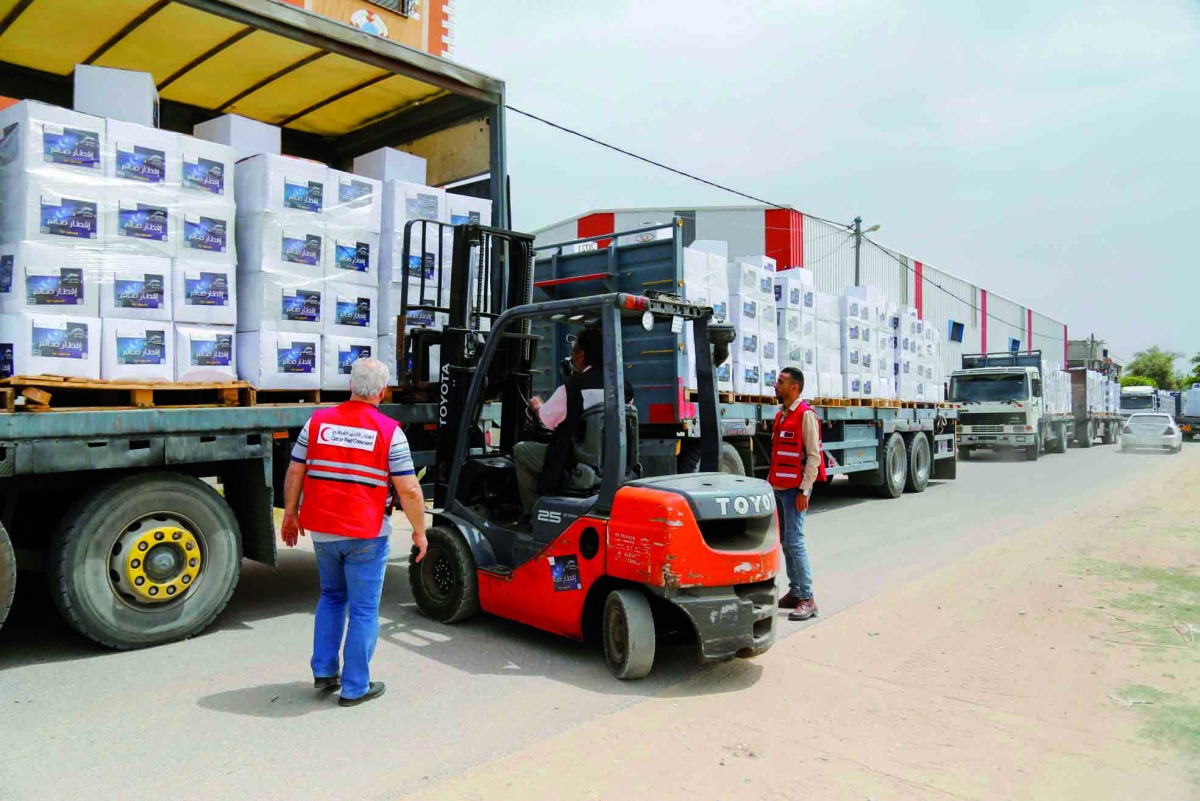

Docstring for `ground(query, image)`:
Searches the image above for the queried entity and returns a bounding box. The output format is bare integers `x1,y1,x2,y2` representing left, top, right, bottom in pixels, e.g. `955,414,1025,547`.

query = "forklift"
397,221,779,679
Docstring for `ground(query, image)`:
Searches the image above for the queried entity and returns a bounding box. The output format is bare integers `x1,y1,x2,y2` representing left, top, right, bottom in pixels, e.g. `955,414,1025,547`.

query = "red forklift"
399,222,780,678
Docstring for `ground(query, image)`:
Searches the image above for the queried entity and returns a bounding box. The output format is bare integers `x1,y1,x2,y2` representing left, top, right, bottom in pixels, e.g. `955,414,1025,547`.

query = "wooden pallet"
239,386,396,406
814,397,851,407
0,375,244,412
685,390,736,404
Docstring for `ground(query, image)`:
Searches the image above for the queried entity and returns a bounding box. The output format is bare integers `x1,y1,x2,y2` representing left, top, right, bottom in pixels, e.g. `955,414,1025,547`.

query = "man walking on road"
769,367,825,621
281,357,428,707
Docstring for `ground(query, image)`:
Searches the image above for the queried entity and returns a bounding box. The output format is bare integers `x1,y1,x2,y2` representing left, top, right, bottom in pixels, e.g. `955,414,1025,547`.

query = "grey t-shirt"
291,418,416,542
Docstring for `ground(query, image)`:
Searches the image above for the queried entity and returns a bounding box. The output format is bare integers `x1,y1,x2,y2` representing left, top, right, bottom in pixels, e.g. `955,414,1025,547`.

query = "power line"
507,104,852,231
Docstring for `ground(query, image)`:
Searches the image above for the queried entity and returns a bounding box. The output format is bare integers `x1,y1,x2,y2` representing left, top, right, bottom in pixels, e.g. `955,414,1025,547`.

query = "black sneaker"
313,676,340,691
338,681,386,707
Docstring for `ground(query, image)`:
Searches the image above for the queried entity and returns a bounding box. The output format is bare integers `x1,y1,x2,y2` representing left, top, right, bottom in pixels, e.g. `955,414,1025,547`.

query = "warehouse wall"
921,262,980,376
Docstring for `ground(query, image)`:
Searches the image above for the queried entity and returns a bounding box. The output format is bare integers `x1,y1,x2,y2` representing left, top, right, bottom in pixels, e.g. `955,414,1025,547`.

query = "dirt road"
404,448,1200,801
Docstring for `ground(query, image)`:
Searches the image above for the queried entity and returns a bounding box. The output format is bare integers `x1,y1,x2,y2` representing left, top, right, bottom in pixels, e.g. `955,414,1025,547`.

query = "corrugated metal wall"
530,206,1070,371
802,216,855,294
985,292,1026,353
921,263,980,376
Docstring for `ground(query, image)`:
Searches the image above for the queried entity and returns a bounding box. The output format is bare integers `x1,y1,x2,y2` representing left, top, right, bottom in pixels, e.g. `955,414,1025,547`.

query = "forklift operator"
513,327,609,517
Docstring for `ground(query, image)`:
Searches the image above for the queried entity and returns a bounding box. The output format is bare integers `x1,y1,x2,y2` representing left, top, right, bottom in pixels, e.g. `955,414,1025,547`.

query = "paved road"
0,442,1185,800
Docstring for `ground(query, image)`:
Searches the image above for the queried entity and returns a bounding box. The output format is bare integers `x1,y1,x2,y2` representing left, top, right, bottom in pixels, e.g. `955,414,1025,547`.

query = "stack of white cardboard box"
774,266,816,400
1040,359,1071,416
726,256,776,396
0,67,240,383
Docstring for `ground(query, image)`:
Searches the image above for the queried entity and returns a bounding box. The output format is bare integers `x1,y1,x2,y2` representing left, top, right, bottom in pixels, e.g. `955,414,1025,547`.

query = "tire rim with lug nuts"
111,518,203,606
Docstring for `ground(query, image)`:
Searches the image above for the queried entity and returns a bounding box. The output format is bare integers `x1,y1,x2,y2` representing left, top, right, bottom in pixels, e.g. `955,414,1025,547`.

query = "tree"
1188,352,1200,387
1120,375,1156,388
1124,346,1180,389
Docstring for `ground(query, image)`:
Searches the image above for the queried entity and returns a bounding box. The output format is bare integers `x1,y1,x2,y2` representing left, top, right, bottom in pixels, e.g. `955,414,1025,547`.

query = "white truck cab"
951,350,1072,462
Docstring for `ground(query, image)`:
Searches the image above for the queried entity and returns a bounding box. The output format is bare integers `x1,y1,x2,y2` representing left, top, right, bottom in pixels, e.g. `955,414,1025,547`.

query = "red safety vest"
300,401,399,539
768,401,826,489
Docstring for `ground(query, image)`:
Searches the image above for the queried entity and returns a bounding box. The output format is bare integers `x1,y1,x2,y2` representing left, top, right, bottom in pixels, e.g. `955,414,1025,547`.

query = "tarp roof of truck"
0,0,504,162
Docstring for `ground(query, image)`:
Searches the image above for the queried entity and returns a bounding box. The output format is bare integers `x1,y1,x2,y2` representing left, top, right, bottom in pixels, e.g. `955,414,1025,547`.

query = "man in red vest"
281,357,428,707
769,367,825,621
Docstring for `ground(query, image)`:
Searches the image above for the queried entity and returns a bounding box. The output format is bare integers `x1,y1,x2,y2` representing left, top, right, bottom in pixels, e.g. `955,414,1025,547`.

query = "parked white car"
1120,413,1183,453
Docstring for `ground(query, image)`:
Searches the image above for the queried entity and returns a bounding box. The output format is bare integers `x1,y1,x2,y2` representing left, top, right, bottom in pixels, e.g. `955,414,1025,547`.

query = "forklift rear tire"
718,442,746,476
410,526,480,624
904,433,931,493
876,433,908,499
0,522,15,633
603,589,656,680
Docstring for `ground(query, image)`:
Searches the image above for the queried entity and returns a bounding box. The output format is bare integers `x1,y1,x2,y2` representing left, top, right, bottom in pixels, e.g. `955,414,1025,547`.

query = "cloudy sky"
455,1,1200,369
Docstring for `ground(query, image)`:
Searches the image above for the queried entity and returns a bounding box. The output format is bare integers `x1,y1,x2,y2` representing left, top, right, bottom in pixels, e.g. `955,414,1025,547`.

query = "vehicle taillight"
1122,426,1132,434
620,294,648,310
1163,427,1175,436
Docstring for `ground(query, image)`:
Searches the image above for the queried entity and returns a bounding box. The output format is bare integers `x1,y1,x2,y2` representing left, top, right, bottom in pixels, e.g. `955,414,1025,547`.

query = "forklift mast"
398,219,536,503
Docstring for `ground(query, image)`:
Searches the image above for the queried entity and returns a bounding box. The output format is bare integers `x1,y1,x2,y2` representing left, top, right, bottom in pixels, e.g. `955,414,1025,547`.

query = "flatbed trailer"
532,225,959,498
0,0,509,643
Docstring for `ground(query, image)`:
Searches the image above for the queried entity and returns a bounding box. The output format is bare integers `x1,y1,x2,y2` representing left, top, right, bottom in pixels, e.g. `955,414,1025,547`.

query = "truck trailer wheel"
1078,420,1094,449
47,473,242,650
1102,426,1118,445
603,589,656,680
0,522,15,633
877,433,908,499
410,526,480,624
1051,425,1068,454
718,442,746,476
904,433,931,493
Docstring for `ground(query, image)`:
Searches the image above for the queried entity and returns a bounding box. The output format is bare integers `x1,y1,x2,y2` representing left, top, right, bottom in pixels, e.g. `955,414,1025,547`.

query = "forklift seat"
564,404,640,494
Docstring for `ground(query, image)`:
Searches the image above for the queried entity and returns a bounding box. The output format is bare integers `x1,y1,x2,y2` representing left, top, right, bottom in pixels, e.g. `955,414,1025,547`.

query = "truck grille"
961,412,1025,427
970,425,1004,433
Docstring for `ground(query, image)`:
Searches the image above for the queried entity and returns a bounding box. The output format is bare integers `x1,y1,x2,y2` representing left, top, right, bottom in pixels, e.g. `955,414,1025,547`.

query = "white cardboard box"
0,312,101,379
178,134,236,202
172,260,236,326
109,187,179,257
326,169,382,232
237,271,326,334
237,331,321,389
105,119,179,190
353,147,427,185
325,228,379,286
0,100,106,178
193,114,280,161
74,65,158,127
1,172,107,246
179,202,237,264
175,324,236,382
236,213,326,276
102,318,173,381
235,154,328,217
324,281,378,338
0,242,102,317
323,335,376,390
100,255,173,321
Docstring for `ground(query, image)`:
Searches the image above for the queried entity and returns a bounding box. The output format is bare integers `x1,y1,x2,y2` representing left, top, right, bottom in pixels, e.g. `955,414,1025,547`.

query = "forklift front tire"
410,526,480,624
603,589,656,680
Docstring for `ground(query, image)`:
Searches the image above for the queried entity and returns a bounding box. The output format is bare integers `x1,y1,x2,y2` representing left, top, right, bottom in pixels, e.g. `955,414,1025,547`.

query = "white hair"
349,357,390,399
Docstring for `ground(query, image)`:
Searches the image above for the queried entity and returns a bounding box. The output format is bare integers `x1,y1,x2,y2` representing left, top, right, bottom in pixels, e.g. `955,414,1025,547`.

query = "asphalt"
0,441,1187,801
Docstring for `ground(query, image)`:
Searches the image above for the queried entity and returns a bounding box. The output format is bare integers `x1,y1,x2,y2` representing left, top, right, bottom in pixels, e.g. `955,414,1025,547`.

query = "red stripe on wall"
577,213,615,249
764,209,803,269
914,261,924,319
980,289,988,352
1027,309,1033,353
1064,325,1068,368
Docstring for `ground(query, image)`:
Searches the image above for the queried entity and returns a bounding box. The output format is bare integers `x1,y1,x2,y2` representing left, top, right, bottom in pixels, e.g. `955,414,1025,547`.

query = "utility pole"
853,215,862,287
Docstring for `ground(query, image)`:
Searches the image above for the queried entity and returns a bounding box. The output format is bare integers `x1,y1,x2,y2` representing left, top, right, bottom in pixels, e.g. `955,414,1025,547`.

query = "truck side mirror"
1032,379,1043,398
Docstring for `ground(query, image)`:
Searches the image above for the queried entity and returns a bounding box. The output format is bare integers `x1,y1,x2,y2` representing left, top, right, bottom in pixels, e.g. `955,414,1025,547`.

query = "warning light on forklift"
621,294,649,311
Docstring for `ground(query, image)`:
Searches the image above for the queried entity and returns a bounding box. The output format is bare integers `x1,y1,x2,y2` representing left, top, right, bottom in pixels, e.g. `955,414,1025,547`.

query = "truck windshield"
1121,396,1153,410
950,374,1028,403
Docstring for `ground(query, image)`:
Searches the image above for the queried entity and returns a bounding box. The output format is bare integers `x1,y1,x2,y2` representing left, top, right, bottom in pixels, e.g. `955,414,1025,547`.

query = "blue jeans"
311,536,390,699
774,488,813,599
